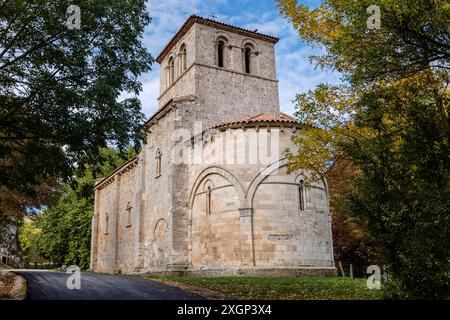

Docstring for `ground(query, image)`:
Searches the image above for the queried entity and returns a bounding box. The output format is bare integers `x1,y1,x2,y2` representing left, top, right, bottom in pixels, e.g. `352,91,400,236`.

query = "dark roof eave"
94,156,139,190
156,15,279,64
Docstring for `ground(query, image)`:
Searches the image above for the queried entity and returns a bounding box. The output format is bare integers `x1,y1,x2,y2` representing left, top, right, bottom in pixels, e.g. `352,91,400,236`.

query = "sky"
134,0,340,118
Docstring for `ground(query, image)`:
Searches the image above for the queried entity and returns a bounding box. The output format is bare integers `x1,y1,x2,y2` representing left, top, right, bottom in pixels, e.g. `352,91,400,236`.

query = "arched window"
217,41,225,68
298,180,305,211
179,44,187,75
206,186,211,215
203,180,214,215
105,213,109,235
126,202,132,227
244,47,251,73
167,56,174,87
155,149,162,177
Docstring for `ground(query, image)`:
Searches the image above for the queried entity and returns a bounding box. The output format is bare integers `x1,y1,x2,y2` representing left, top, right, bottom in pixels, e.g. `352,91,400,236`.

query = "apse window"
298,180,306,211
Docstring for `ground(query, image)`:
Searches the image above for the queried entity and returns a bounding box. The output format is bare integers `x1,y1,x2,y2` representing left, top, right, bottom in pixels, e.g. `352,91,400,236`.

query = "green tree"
36,147,136,269
0,0,152,209
18,218,48,267
36,191,93,269
277,0,449,298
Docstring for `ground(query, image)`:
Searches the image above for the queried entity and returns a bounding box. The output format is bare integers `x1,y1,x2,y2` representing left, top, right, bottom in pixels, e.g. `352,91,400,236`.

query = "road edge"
145,277,232,300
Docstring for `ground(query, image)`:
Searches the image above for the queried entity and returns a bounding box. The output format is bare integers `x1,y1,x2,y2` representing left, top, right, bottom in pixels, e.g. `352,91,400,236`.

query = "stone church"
90,15,335,275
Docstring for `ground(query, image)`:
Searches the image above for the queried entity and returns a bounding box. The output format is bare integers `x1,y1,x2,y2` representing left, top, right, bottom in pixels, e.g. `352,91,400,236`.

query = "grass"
147,275,383,300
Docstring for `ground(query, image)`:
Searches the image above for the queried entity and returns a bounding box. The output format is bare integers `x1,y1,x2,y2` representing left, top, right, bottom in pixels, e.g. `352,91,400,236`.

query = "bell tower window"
218,41,225,68
179,44,187,75
167,56,174,87
244,47,251,73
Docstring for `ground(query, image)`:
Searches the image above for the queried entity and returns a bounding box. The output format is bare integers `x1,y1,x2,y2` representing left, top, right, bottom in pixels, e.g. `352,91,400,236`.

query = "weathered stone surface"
91,16,335,276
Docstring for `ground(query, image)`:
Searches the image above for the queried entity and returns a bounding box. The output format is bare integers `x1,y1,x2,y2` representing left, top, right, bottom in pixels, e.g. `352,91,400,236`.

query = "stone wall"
185,126,334,273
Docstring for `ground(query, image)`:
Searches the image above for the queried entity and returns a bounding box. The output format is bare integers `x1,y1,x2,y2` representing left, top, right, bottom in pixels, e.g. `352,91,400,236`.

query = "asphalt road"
14,270,204,300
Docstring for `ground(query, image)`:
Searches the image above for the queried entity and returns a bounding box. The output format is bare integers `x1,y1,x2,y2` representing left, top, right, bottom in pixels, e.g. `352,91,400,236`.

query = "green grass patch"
147,275,383,300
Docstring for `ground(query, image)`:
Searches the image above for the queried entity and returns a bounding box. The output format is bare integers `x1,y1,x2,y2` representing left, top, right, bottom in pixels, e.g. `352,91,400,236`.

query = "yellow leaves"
276,0,343,46
287,84,371,181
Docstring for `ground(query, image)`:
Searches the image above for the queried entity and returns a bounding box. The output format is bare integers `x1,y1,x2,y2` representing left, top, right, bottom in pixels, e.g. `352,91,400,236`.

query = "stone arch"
153,218,167,239
189,167,243,268
216,33,230,42
246,158,289,206
152,218,168,267
188,166,247,208
247,158,328,207
240,38,259,52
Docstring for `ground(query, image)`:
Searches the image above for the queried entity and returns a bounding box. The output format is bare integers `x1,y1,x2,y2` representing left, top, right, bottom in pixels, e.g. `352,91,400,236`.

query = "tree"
36,190,93,269
18,218,48,267
327,159,384,277
36,147,136,270
277,0,449,298
0,1,152,206
0,178,62,229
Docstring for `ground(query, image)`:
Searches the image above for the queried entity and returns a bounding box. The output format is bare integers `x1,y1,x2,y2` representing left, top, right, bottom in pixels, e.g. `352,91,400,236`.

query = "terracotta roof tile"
210,113,300,130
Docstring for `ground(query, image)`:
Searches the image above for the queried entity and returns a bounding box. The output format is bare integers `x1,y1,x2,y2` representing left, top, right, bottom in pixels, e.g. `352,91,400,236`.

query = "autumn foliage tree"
277,0,449,298
327,159,384,277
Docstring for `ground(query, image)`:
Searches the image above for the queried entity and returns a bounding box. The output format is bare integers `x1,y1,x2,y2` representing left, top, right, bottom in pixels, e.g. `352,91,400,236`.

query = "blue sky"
134,0,340,118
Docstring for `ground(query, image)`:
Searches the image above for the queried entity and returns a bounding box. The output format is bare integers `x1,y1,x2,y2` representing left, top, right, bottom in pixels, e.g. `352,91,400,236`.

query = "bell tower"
156,15,280,125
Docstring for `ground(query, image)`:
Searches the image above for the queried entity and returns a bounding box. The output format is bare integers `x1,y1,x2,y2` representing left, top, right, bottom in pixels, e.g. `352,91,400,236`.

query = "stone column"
89,212,98,271
133,158,146,273
167,163,190,273
90,188,101,271
112,175,121,273
239,207,254,267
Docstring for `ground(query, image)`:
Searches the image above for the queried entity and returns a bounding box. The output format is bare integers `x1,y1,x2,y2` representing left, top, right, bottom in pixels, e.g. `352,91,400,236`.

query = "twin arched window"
167,38,257,88
167,44,187,88
167,57,174,87
179,43,187,75
216,38,255,74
